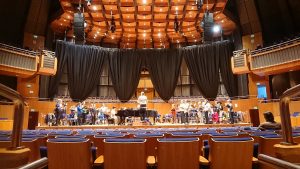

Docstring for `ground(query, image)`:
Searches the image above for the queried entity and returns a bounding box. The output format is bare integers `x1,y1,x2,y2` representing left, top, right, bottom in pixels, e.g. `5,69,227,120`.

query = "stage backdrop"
48,40,237,102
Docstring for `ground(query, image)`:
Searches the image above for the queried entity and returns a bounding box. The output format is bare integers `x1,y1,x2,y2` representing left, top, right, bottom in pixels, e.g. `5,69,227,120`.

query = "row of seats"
1,127,300,168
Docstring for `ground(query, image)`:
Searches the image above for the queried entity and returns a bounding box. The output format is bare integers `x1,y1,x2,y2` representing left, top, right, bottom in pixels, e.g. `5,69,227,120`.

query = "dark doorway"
28,110,39,130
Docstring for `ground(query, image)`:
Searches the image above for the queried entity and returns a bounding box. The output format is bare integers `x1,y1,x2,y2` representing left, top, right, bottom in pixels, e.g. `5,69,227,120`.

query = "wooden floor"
36,122,252,130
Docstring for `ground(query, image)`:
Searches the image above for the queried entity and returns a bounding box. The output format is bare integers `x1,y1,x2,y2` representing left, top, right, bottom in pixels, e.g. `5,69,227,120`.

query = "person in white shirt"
137,92,148,121
203,99,211,124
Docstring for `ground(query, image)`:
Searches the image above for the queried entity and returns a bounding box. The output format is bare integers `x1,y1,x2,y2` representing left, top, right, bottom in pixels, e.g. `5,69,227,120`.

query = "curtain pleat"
218,41,238,97
144,49,182,101
48,41,68,99
108,49,143,102
183,42,221,99
66,44,107,101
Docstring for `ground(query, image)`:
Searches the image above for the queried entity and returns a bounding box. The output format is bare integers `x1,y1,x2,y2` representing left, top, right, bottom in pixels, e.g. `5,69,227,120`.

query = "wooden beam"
117,0,123,48
100,0,110,46
151,0,154,48
134,0,138,48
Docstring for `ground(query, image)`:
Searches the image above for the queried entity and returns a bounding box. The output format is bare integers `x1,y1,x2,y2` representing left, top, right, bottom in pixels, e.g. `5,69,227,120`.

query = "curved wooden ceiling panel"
51,0,236,48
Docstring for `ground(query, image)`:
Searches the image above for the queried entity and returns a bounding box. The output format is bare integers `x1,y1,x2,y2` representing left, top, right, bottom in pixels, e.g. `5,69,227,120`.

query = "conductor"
138,91,148,121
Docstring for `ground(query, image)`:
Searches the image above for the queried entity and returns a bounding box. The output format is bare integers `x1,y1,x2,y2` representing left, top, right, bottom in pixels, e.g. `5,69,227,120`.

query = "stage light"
213,25,221,33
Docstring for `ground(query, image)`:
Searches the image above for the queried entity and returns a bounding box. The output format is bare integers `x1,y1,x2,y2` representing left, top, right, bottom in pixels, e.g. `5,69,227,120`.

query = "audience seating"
47,138,93,169
134,133,165,166
157,138,201,169
208,137,255,169
101,138,146,169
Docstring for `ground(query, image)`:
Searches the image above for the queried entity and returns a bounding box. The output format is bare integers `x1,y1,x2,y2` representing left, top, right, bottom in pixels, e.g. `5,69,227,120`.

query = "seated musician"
137,91,148,121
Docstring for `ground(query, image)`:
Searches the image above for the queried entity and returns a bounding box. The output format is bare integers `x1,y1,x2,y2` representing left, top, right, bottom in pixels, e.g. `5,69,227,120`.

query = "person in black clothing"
226,99,234,124
259,111,281,131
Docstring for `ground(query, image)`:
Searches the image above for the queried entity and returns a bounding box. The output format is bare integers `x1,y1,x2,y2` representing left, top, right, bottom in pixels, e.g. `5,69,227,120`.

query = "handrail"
0,43,39,56
251,36,300,55
258,154,300,169
19,158,48,169
279,84,300,145
0,83,25,149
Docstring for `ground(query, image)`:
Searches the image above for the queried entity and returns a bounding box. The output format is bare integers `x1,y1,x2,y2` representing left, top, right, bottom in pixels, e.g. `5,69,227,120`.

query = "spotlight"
213,25,221,33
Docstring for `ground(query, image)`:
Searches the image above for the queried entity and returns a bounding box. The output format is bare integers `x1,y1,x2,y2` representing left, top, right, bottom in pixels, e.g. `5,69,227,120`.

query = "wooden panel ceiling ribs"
51,0,236,48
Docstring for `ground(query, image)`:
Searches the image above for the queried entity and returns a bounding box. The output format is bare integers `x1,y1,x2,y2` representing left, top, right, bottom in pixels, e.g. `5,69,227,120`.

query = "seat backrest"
135,133,164,156
93,134,126,157
47,138,92,169
104,138,146,169
157,138,199,169
259,135,283,157
209,137,254,169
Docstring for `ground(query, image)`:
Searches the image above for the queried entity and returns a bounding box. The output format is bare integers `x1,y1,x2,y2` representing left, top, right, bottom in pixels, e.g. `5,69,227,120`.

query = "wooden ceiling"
51,0,236,48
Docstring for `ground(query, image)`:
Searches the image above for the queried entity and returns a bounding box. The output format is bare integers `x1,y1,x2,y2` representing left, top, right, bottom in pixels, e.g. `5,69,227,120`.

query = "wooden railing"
0,43,57,77
258,154,300,169
19,158,48,169
232,37,300,75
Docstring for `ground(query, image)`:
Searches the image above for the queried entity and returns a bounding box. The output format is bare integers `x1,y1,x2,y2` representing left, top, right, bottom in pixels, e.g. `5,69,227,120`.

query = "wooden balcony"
0,43,57,78
232,37,300,76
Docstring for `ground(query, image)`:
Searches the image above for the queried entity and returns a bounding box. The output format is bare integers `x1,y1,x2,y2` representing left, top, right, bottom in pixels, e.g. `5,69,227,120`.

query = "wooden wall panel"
17,76,40,99
0,105,14,120
0,105,29,130
248,73,271,99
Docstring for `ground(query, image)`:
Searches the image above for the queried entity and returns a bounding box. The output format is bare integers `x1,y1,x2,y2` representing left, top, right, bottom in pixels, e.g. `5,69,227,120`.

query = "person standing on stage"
76,102,84,125
137,91,148,121
54,99,63,126
226,99,234,124
170,104,177,124
89,103,97,125
203,99,212,124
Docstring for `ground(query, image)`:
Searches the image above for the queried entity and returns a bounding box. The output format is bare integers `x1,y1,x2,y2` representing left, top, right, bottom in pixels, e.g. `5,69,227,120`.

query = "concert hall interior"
1,0,300,168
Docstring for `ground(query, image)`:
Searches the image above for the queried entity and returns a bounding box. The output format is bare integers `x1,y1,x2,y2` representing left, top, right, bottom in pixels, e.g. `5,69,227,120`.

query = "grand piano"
116,108,158,125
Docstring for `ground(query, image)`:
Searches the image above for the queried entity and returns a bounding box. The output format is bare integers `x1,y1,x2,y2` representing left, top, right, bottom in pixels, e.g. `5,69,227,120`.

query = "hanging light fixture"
110,10,116,33
174,16,179,32
196,0,203,11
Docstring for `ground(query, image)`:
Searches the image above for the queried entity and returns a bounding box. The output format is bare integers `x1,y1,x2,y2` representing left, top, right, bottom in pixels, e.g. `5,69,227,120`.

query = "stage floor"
36,122,252,130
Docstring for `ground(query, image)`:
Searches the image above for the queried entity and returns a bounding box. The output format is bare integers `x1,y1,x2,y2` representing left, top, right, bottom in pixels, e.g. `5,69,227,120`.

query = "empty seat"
47,138,92,169
208,137,254,169
157,138,200,169
103,138,146,169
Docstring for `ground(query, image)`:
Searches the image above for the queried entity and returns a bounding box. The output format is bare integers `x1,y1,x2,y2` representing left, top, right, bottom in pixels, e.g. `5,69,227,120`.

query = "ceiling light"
143,33,146,37
160,8,162,12
175,6,178,10
158,33,161,37
93,6,97,10
213,25,221,33
142,0,147,5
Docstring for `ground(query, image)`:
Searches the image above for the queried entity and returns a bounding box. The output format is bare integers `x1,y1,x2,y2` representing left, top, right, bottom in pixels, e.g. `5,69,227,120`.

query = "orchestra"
47,98,246,126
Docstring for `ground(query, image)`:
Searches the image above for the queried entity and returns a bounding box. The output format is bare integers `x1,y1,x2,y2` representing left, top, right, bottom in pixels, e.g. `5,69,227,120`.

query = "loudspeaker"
73,12,85,44
202,12,214,43
249,109,260,127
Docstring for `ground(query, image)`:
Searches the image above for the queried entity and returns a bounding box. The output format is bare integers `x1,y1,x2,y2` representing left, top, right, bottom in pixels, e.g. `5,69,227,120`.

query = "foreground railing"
0,83,25,149
19,158,48,169
279,84,300,145
258,154,300,169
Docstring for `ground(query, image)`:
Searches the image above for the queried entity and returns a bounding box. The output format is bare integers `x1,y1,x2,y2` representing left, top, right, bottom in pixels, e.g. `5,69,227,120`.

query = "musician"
137,91,148,121
170,104,177,124
109,106,117,125
76,102,84,125
54,99,63,126
226,99,234,124
179,100,189,124
203,99,212,124
89,103,97,125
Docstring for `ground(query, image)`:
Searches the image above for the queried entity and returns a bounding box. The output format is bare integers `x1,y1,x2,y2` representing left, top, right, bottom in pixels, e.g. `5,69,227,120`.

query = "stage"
36,122,252,130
